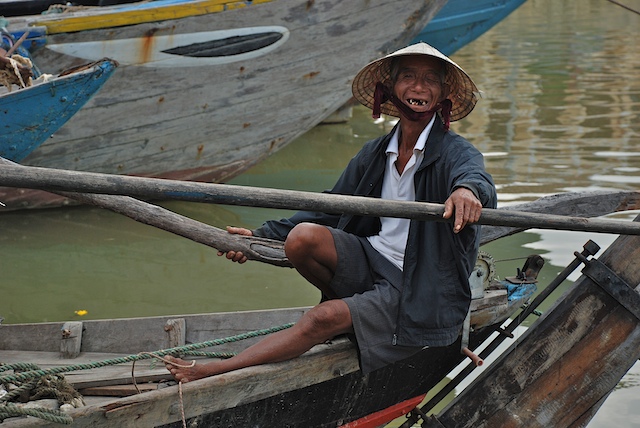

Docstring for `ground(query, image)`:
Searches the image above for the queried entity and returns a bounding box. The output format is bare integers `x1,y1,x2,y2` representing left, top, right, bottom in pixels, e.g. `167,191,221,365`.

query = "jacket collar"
419,117,447,170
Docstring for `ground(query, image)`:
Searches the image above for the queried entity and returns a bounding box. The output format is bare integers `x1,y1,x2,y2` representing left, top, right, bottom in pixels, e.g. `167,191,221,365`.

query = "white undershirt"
367,116,436,270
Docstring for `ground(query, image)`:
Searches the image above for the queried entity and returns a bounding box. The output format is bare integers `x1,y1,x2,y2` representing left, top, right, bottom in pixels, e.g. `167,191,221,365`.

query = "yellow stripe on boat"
34,0,274,34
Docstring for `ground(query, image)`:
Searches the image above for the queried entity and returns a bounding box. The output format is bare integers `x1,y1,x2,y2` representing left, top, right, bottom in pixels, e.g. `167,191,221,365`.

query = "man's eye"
424,74,439,83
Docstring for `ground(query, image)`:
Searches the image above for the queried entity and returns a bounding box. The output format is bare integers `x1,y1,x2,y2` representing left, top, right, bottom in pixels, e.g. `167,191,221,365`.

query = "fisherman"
166,42,497,381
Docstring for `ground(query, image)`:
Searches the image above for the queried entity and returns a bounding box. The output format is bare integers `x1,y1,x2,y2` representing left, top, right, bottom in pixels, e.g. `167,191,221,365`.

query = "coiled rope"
0,322,294,424
0,404,73,424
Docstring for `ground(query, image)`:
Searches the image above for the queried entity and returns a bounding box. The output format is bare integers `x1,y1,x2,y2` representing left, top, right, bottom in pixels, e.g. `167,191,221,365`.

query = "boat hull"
2,0,446,210
0,59,117,163
0,281,533,427
412,0,527,55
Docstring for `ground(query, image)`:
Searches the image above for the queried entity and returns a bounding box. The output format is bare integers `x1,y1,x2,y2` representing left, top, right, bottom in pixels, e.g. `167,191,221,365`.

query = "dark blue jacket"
254,119,497,347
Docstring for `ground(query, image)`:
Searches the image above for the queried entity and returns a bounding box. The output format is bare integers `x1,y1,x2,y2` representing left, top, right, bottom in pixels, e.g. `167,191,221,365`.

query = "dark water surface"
2,0,639,425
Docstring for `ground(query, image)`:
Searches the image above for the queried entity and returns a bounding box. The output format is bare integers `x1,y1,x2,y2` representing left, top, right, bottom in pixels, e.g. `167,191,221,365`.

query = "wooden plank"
0,307,307,353
469,289,507,311
1,339,360,427
2,164,640,236
480,190,640,244
2,158,637,267
430,220,640,427
60,321,83,359
0,350,173,388
78,384,161,397
164,318,185,348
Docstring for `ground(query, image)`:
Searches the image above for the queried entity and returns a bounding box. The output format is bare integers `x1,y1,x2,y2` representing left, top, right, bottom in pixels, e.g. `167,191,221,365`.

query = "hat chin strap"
373,82,452,130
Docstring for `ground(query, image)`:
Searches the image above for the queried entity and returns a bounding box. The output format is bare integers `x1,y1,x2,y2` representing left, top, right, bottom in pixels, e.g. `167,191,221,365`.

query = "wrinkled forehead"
389,55,447,81
396,55,444,70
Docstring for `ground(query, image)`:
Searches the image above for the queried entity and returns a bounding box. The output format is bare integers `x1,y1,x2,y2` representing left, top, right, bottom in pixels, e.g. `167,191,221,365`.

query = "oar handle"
0,161,638,236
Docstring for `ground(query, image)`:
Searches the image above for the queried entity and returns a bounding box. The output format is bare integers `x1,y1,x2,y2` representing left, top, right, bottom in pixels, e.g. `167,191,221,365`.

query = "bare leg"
284,223,338,298
166,300,353,382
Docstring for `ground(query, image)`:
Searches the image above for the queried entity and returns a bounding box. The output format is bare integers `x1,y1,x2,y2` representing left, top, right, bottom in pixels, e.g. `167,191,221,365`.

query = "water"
2,0,640,425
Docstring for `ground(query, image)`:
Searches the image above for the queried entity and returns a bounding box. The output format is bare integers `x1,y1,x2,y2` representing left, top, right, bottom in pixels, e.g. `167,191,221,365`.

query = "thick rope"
0,403,73,424
182,351,236,358
0,362,40,373
0,379,38,402
0,322,294,384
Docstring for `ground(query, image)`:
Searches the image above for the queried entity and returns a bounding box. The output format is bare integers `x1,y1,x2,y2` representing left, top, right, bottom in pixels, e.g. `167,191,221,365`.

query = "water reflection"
452,0,640,202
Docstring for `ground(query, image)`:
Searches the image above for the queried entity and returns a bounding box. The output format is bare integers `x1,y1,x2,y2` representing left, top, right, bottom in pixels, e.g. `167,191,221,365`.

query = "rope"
0,322,294,384
0,323,293,424
0,379,38,402
0,362,40,373
0,403,73,424
182,351,236,358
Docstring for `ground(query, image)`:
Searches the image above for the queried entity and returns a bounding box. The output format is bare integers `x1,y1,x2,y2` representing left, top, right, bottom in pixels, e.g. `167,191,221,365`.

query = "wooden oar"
1,163,640,237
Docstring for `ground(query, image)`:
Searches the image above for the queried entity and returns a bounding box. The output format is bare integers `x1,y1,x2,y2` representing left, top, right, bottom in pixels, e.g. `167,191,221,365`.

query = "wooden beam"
165,318,186,348
429,218,640,427
60,321,83,359
2,162,640,236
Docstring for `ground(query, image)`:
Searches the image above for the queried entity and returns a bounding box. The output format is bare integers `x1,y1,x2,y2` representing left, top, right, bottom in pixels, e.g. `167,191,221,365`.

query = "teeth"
408,99,427,106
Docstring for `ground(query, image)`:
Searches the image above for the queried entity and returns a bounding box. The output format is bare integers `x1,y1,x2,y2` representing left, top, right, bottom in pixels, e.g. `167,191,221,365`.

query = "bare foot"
164,356,221,383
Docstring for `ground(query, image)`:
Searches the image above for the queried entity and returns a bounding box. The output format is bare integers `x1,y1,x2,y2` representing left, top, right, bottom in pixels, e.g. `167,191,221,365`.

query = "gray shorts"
328,228,423,373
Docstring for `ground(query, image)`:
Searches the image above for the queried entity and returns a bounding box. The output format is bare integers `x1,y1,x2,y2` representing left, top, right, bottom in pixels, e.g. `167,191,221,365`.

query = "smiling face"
391,55,447,117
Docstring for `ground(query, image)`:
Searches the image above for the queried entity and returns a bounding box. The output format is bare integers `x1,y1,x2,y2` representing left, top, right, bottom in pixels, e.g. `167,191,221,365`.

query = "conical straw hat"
352,42,480,121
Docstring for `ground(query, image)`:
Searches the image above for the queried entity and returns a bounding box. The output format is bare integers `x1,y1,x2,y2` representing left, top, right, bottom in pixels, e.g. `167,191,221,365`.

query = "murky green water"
2,0,639,425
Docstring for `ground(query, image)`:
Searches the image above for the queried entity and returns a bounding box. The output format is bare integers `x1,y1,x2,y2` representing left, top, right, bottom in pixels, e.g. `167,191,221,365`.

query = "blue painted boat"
0,58,117,162
413,0,527,55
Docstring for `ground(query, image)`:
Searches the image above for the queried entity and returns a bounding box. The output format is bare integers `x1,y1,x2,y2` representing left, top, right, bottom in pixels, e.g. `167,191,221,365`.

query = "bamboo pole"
1,163,639,236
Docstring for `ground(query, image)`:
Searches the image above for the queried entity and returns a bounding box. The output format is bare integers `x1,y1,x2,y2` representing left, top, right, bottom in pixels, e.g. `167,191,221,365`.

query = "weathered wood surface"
0,288,532,427
0,349,171,389
0,59,118,163
0,307,308,354
60,321,83,359
1,339,360,427
1,0,446,210
479,190,640,243
0,289,516,356
428,219,640,427
2,162,640,238
78,384,163,397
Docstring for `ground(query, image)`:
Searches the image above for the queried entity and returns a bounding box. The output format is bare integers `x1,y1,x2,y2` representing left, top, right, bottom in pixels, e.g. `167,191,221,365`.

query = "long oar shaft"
0,163,638,235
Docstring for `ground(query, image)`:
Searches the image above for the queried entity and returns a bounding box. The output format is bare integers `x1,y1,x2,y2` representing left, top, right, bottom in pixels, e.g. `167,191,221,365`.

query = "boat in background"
0,0,446,211
0,58,117,162
412,0,528,55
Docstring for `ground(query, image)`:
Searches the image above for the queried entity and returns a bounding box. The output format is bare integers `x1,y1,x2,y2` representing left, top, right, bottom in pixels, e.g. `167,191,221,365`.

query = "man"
166,42,497,382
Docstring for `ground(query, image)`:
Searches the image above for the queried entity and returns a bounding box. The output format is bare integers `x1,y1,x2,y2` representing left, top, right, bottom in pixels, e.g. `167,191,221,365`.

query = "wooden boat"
412,0,528,55
1,164,640,426
0,58,117,163
0,257,538,427
0,0,446,211
413,226,640,427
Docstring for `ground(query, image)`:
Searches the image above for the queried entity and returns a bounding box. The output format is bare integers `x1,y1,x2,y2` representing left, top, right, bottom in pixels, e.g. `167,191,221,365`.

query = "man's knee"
301,301,353,339
285,223,330,260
